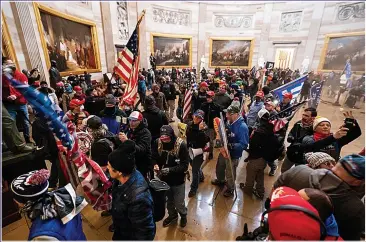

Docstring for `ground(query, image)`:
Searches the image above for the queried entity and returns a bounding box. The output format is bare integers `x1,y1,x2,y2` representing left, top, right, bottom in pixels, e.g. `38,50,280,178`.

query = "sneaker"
223,189,234,197
101,210,111,217
188,190,196,198
252,190,264,200
163,215,178,227
269,165,278,176
108,223,115,232
211,179,225,186
180,215,187,228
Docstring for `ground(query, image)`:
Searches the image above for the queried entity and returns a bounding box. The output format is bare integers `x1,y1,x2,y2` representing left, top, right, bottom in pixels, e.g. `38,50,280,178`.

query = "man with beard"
281,107,317,173
119,111,152,180
150,84,168,112
152,125,188,228
213,84,232,111
142,96,169,145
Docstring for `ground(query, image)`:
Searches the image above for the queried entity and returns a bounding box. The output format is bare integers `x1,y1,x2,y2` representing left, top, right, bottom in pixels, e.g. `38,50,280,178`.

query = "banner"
308,81,324,109
271,74,308,101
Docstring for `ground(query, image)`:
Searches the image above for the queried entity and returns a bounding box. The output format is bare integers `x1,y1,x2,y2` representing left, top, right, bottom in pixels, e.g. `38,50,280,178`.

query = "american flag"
114,11,145,102
6,74,112,211
270,118,289,133
183,87,193,121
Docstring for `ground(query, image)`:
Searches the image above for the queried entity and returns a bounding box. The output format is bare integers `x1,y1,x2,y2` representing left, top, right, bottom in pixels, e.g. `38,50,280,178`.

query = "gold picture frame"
150,33,192,69
318,31,365,73
209,37,254,69
2,11,20,69
33,3,101,76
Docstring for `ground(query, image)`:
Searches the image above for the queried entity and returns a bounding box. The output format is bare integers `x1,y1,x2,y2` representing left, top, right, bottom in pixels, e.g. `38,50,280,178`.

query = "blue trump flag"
4,73,73,149
308,81,324,109
271,75,308,101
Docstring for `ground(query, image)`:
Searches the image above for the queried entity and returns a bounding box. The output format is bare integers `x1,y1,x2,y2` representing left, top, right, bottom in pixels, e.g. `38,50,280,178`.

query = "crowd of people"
2,54,364,241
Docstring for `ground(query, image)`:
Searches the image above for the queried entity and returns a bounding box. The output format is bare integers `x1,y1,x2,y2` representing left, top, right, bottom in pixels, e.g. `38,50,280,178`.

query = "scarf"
20,184,87,224
313,132,330,141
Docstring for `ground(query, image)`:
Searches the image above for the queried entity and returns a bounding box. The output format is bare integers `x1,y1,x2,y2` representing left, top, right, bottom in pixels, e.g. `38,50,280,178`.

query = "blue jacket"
28,214,86,240
138,80,147,94
111,169,156,240
227,116,249,159
246,101,264,128
325,214,339,237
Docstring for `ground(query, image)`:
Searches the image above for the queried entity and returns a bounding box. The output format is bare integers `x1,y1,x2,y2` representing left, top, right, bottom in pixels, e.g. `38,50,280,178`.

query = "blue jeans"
4,103,30,141
147,79,152,91
190,154,204,192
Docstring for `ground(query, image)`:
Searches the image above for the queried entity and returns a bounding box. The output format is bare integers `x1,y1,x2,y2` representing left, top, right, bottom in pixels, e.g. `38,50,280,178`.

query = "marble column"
259,3,274,63
12,2,48,83
136,2,148,69
304,2,325,71
197,2,207,78
100,2,116,72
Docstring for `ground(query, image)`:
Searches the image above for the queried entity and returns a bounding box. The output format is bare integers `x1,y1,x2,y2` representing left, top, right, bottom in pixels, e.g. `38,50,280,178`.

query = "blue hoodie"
227,116,249,159
246,101,264,128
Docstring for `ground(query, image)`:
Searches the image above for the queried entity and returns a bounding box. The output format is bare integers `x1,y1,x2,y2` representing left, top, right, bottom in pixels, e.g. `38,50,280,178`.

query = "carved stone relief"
152,7,191,26
337,2,365,21
279,11,302,33
117,1,129,40
214,15,253,28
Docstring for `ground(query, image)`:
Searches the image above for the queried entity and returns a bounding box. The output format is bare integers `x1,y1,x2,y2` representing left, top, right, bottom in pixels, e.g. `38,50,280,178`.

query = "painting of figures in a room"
321,33,365,72
151,34,191,68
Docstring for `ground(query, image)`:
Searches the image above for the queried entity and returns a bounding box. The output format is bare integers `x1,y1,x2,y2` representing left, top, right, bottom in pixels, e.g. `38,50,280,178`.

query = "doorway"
274,48,295,69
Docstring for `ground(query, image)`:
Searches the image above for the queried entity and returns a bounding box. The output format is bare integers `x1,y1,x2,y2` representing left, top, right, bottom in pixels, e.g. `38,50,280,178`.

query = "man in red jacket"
2,58,31,143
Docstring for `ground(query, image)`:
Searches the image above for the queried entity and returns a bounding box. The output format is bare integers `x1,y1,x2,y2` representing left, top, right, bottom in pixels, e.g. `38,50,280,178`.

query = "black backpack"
134,179,170,222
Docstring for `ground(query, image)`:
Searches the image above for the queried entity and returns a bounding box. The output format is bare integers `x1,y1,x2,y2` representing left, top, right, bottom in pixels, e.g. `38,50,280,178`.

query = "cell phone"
344,118,354,129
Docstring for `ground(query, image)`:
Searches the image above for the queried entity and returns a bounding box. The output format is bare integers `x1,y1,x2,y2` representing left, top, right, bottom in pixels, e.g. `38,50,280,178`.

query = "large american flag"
183,88,192,121
114,24,141,101
6,74,112,211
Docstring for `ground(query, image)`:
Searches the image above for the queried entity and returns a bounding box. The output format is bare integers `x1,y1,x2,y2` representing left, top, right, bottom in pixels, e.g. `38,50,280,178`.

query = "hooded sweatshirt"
213,92,232,110
274,165,365,240
142,105,169,141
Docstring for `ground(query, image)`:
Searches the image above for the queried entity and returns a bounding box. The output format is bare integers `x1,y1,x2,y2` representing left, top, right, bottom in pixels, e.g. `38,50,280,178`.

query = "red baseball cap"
128,111,143,121
69,99,85,108
200,82,208,88
255,91,264,98
74,86,82,92
283,92,293,100
268,187,322,240
206,91,215,97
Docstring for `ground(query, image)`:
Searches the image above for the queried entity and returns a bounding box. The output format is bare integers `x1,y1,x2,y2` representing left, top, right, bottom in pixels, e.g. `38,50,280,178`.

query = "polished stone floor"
2,97,364,240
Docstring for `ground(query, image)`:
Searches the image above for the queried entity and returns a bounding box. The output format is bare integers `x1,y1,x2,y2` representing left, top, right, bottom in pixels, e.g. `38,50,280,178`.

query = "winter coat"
151,138,189,186
246,101,264,128
213,92,232,110
138,79,147,94
300,79,312,95
227,116,249,159
268,79,282,91
2,70,28,105
142,105,169,141
186,121,209,149
274,165,365,240
150,92,168,111
201,101,222,129
302,119,361,161
287,120,313,144
100,107,128,135
162,82,177,101
28,214,86,241
192,90,207,111
111,169,156,240
127,119,152,176
62,92,75,113
84,96,105,116
32,116,58,160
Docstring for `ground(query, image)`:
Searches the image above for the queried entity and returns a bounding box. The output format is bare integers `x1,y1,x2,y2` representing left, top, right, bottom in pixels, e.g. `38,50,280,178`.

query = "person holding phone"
300,111,361,161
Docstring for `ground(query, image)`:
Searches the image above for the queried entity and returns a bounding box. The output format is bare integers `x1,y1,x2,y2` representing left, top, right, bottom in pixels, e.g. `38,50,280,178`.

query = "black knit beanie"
108,140,136,175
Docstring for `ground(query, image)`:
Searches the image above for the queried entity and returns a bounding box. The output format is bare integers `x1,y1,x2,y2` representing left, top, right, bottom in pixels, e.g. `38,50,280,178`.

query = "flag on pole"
308,81,324,109
271,74,308,101
6,74,112,211
114,10,145,102
183,88,193,121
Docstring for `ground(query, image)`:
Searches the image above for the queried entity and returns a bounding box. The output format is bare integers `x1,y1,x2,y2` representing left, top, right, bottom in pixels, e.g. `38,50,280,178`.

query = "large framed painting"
209,37,254,68
151,33,192,68
33,3,101,76
2,11,19,69
319,32,365,73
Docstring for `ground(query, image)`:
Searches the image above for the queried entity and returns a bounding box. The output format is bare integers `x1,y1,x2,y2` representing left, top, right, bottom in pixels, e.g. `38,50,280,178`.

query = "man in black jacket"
193,82,209,111
120,111,152,180
162,79,177,122
186,110,209,197
201,91,222,160
213,84,232,110
108,140,156,241
281,107,317,173
152,125,188,228
142,96,169,144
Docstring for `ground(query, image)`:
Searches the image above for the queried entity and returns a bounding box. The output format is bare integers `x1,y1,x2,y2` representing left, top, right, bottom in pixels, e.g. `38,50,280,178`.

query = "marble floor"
2,98,365,240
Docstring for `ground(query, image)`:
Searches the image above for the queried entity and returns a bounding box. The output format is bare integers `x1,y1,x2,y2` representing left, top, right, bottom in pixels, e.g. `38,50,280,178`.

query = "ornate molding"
279,11,302,33
117,1,129,40
337,2,365,21
214,14,253,28
152,7,191,26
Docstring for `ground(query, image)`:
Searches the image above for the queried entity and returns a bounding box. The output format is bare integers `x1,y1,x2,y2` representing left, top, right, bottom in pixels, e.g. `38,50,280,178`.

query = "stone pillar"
259,3,274,64
197,2,207,78
136,2,148,69
100,2,116,72
12,2,48,83
304,2,326,71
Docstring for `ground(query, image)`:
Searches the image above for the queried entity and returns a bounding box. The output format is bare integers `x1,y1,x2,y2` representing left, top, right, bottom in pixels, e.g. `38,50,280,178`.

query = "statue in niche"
301,56,310,74
258,55,265,68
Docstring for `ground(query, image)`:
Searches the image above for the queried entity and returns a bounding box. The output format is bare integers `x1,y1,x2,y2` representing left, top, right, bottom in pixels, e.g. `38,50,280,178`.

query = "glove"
161,168,169,175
